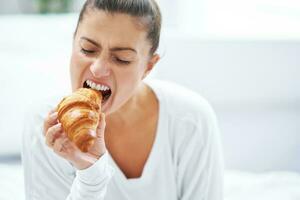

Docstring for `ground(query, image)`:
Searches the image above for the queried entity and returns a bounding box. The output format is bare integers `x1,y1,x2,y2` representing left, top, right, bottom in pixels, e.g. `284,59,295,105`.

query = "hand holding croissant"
43,88,107,170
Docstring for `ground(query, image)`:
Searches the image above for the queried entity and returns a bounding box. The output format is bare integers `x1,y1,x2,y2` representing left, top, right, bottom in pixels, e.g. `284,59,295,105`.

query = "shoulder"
146,79,217,125
22,93,76,191
22,92,73,163
23,93,65,137
146,79,220,152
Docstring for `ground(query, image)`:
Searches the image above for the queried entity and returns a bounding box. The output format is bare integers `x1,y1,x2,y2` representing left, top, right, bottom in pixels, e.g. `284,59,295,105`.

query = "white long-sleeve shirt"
22,79,224,200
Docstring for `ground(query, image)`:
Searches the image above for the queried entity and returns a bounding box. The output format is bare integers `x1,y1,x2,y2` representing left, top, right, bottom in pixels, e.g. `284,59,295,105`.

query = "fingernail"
89,130,97,137
49,108,57,115
56,123,62,129
50,112,58,120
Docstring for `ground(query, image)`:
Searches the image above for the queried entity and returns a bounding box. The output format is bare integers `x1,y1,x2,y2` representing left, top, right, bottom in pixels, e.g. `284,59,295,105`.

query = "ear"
142,54,160,79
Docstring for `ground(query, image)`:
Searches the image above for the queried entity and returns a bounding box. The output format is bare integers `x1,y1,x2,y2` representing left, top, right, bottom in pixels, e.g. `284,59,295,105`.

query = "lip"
101,92,111,113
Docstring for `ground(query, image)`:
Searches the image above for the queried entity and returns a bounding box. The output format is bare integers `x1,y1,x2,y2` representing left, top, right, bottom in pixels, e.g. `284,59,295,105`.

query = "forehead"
77,10,149,49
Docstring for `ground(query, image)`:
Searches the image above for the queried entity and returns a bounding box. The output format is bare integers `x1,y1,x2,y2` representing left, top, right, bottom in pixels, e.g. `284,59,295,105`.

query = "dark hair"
75,0,162,54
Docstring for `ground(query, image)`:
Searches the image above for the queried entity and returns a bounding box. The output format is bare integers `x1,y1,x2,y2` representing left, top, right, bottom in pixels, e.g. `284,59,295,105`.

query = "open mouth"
83,80,112,103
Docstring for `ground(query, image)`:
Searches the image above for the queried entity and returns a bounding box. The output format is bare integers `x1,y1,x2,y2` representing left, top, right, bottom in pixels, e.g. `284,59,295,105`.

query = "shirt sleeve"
21,104,114,200
67,153,114,200
176,104,224,200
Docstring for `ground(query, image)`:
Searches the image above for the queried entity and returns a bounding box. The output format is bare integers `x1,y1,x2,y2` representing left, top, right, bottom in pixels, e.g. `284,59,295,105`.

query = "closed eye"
113,57,131,65
80,48,95,55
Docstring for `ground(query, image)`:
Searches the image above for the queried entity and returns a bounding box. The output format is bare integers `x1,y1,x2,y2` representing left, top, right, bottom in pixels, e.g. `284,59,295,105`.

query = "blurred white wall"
0,0,84,14
0,0,23,14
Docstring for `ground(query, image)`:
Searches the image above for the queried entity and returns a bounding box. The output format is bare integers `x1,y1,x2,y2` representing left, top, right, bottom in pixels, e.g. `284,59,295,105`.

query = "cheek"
115,64,145,97
69,51,89,90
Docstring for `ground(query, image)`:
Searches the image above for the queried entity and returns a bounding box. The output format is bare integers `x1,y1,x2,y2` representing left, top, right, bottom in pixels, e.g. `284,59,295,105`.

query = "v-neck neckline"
107,80,165,185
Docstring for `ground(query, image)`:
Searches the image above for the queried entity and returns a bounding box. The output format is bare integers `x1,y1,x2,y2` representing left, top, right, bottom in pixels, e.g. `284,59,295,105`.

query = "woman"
22,0,224,199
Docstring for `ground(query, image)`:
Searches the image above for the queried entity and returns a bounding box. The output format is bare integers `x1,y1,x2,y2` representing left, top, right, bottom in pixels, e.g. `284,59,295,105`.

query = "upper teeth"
86,80,110,91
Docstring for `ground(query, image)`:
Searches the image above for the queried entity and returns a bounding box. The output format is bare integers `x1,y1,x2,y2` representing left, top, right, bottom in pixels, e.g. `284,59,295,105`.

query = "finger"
43,112,59,136
61,137,75,151
53,136,67,153
96,113,106,138
53,135,75,158
45,123,62,147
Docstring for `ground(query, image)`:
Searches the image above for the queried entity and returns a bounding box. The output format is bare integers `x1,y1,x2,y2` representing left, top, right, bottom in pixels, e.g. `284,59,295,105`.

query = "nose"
90,58,111,78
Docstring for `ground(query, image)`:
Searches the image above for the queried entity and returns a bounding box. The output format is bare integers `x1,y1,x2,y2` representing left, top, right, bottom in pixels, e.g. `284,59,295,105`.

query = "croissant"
56,88,102,152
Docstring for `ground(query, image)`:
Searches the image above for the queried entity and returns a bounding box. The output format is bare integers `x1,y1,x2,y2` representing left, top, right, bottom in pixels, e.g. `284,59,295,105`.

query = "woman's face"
70,10,159,114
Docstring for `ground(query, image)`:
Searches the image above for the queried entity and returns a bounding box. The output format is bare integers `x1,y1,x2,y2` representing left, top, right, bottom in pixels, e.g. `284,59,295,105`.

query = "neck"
106,82,150,129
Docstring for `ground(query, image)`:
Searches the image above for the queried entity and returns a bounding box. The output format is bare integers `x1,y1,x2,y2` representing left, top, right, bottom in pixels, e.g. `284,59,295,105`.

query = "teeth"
96,85,101,90
86,80,110,91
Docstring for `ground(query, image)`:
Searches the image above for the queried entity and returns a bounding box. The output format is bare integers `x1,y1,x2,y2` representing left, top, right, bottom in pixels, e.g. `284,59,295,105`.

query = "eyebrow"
80,36,137,53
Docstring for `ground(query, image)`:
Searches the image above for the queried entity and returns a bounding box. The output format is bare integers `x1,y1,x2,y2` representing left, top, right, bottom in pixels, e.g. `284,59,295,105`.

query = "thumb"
96,113,106,138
